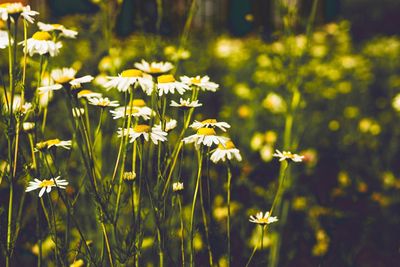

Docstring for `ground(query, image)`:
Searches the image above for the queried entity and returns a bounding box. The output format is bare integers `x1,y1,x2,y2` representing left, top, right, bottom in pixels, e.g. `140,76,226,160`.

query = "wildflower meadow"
1,0,400,266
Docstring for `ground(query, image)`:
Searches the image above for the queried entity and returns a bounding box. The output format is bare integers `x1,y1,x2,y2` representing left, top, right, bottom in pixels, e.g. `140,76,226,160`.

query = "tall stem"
189,147,203,267
226,163,232,267
177,196,185,267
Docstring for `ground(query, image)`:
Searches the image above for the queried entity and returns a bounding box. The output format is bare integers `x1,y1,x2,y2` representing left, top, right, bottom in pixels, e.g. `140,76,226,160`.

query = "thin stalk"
226,162,232,266
177,196,185,267
101,223,114,267
199,173,213,266
189,147,203,267
245,225,266,267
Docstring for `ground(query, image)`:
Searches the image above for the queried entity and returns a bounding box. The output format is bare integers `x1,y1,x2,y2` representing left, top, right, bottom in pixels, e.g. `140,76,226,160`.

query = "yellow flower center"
157,74,175,84
54,76,73,84
121,69,142,77
51,24,63,30
129,99,146,107
77,89,94,97
149,67,162,73
46,139,61,146
191,77,201,84
0,3,23,14
32,31,52,41
218,140,235,149
39,179,55,187
134,124,150,133
197,127,216,136
126,107,139,114
201,119,217,124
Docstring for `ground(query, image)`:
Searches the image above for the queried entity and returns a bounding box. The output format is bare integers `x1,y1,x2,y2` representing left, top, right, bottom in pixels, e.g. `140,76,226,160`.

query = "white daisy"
249,211,278,225
210,140,242,163
0,3,38,24
173,182,184,192
190,119,231,132
157,74,189,96
35,139,72,151
25,176,68,197
118,124,167,145
104,69,154,94
37,22,78,38
72,108,84,117
273,149,304,162
0,30,12,49
2,95,32,114
180,75,219,92
182,127,229,147
22,122,35,132
88,97,119,108
134,59,174,75
24,31,62,57
38,68,93,93
170,98,202,109
77,89,102,99
110,99,153,120
154,119,177,132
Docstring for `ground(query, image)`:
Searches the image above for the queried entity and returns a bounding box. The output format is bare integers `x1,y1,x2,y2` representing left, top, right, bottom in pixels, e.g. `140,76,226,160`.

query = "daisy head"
183,127,229,148
134,59,174,75
39,68,93,93
25,176,68,197
170,98,202,110
0,3,38,23
249,211,278,225
88,97,119,108
37,22,78,39
110,99,153,120
0,30,12,49
104,69,154,94
180,75,219,92
35,138,72,151
77,89,102,99
273,149,304,162
24,31,62,57
154,118,177,132
118,124,167,145
190,119,231,132
173,182,184,192
157,74,189,96
210,140,242,163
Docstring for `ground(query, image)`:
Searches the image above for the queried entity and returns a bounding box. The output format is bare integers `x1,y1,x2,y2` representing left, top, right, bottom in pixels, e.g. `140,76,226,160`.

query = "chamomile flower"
37,22,78,38
104,69,154,94
249,211,278,225
182,127,229,147
157,74,189,96
77,89,102,99
3,95,32,114
180,75,219,92
72,108,84,117
210,140,242,163
24,31,62,57
0,3,38,23
35,139,72,151
22,122,35,132
273,149,304,162
134,59,174,75
110,99,153,120
38,68,93,93
88,97,119,108
154,119,177,132
0,30,11,49
118,124,168,145
190,119,231,132
170,98,202,109
173,182,184,192
25,176,68,197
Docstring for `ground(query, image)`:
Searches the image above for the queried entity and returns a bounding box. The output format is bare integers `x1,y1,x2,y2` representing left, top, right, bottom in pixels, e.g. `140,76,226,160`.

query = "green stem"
199,172,213,266
177,196,185,267
190,147,203,267
226,163,232,267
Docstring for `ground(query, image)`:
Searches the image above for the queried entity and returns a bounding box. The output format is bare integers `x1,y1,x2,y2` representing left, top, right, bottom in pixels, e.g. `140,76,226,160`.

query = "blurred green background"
1,0,400,266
